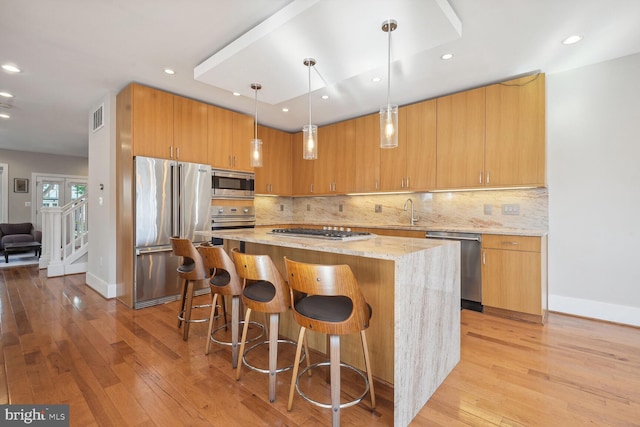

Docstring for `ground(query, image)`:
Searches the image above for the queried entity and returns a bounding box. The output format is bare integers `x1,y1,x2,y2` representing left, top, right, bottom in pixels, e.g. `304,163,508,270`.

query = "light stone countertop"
256,223,548,237
197,228,458,260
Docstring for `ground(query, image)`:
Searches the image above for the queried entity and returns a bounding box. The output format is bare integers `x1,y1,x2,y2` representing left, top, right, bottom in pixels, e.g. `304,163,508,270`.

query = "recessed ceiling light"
163,68,176,75
232,92,241,96
0,113,10,119
562,35,583,45
441,53,454,60
321,95,329,100
0,91,13,98
2,64,21,73
282,107,289,112
371,77,382,83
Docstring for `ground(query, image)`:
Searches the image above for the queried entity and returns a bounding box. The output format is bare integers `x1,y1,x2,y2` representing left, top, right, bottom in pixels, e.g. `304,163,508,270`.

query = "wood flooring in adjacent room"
1,266,639,426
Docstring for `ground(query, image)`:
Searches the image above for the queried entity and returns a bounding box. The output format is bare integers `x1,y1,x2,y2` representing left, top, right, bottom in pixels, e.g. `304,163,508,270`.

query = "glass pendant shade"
302,58,318,160
250,83,263,167
380,104,398,148
380,19,398,149
250,138,263,167
303,124,318,159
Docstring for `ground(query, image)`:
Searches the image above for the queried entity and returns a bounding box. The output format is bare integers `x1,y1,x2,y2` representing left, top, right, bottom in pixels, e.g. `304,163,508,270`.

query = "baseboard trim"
549,294,640,327
85,272,117,299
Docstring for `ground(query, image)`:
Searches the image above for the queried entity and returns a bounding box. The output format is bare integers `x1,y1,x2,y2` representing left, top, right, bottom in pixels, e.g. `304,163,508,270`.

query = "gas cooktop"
269,227,375,241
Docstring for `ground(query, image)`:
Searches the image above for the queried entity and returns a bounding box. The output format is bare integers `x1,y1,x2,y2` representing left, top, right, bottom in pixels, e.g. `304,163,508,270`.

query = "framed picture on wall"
14,178,28,193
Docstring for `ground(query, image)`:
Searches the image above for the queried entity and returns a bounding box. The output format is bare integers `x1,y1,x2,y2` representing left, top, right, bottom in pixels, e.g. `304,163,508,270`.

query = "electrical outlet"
279,204,284,211
339,204,343,212
375,204,382,213
306,204,311,211
502,204,520,215
484,204,492,215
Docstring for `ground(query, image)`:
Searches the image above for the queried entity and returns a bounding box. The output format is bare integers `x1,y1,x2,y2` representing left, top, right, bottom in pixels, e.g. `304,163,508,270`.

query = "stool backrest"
198,245,243,296
170,237,206,280
231,248,291,312
284,257,371,334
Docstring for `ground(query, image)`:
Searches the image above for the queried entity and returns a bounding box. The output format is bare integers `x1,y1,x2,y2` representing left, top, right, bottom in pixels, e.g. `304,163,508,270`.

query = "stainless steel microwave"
211,169,254,199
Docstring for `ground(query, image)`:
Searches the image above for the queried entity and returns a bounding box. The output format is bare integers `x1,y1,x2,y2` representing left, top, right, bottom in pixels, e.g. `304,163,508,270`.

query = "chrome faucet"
403,198,418,226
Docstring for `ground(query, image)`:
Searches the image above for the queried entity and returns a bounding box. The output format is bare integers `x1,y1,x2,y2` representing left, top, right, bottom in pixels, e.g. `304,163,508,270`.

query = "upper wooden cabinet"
436,87,486,189
485,74,546,187
207,105,254,172
291,132,315,196
313,121,356,195
255,125,292,196
126,84,208,162
380,100,436,192
128,84,174,159
354,113,380,193
173,96,208,163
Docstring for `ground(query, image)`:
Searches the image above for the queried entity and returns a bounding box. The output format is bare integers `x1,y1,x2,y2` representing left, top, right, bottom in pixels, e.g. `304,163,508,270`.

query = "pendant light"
380,19,398,149
250,83,263,167
302,58,318,160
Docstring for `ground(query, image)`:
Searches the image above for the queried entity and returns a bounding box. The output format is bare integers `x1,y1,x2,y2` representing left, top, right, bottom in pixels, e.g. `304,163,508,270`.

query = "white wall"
0,149,88,222
86,93,118,298
547,53,640,326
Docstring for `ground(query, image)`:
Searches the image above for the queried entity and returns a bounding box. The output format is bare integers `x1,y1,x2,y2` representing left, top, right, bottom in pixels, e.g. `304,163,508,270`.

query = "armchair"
0,222,42,251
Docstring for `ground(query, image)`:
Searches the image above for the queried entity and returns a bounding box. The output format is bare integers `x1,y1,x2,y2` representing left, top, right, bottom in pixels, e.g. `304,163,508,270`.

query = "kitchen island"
198,228,460,426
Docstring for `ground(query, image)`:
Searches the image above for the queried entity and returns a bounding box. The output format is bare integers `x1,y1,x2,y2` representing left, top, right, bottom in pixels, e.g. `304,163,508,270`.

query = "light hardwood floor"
1,267,639,426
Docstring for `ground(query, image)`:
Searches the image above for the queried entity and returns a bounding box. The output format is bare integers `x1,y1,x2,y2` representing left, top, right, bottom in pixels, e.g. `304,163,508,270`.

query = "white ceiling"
1,0,640,158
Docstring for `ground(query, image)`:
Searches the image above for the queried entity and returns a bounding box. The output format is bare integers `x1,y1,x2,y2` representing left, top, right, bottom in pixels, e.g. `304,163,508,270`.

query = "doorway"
0,163,7,223
31,173,87,230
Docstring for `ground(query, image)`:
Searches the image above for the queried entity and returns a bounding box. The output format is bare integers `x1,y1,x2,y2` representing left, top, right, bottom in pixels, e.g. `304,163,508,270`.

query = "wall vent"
92,104,104,132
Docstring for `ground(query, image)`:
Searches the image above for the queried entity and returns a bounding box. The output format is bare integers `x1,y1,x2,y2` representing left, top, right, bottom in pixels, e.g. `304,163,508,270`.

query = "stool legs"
267,313,280,402
360,330,376,410
236,307,253,380
205,293,220,355
182,280,195,341
329,335,341,426
230,295,240,368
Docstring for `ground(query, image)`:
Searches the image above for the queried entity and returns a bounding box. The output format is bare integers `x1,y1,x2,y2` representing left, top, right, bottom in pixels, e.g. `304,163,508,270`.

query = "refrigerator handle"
171,163,179,237
177,163,184,237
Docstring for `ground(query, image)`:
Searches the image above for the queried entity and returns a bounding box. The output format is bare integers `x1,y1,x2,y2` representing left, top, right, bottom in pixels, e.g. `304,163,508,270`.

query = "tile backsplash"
255,188,548,233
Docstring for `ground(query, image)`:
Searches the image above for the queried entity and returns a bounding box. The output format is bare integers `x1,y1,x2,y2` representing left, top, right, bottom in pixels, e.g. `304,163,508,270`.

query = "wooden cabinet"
481,234,548,323
255,125,292,195
436,87,486,189
207,105,254,172
354,113,380,192
129,84,174,159
314,121,356,195
291,131,315,195
173,96,208,163
128,84,208,162
380,100,436,192
485,74,546,187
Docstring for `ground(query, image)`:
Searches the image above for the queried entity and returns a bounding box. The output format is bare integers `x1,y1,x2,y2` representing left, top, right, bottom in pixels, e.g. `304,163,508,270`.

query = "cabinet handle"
375,179,379,190
176,147,180,159
401,177,405,189
170,146,174,159
228,155,232,167
503,241,519,245
482,251,486,265
486,171,490,184
270,184,273,192
310,183,314,193
233,156,237,167
406,177,410,189
479,172,483,184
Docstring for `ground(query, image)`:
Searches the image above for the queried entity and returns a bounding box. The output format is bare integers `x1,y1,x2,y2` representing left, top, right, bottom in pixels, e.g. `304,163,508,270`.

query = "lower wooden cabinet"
481,234,548,323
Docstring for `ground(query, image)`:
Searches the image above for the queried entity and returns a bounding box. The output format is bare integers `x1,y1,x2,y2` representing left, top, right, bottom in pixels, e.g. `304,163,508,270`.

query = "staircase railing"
40,194,89,277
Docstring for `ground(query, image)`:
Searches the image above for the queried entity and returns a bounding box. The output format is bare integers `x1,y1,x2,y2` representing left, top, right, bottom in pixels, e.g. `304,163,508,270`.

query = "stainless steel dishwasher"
426,231,483,312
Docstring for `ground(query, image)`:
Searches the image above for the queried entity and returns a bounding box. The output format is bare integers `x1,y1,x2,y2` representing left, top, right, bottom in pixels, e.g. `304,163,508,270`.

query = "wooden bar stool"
198,244,264,368
170,237,210,341
284,257,376,427
232,248,308,402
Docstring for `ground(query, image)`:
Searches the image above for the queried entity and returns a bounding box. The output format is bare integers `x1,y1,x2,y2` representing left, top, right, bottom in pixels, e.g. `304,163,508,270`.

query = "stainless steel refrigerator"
133,156,211,308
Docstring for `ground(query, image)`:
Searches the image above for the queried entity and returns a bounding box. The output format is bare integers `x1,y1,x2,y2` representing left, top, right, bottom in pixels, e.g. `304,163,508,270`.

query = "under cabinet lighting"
0,113,10,119
0,91,13,98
